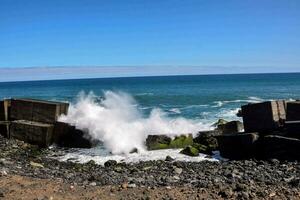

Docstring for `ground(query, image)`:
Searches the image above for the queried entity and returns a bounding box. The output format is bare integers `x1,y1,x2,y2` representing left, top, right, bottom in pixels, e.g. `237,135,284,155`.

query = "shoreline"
1,135,300,199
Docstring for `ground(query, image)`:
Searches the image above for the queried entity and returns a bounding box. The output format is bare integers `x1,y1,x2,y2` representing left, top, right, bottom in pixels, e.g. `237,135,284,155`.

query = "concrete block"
10,120,54,147
10,99,69,123
256,135,300,160
241,101,286,133
285,120,300,139
53,122,94,148
286,101,300,121
0,121,10,138
0,99,11,121
217,133,259,160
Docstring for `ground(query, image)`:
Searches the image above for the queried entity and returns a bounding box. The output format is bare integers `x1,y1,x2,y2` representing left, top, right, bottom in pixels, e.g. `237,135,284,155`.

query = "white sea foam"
57,149,219,165
216,108,240,120
168,108,181,114
59,91,211,155
212,96,264,108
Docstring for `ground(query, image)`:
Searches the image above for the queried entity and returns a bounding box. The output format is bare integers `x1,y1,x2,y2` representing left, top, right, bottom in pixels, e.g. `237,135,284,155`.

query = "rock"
217,133,259,160
165,156,174,162
145,135,172,150
104,160,117,168
192,143,212,155
145,134,193,150
0,170,7,176
89,182,97,186
193,130,219,151
30,161,44,168
180,145,199,157
174,167,183,175
212,119,228,127
256,135,300,160
218,121,244,134
129,148,138,154
127,183,136,188
168,134,194,149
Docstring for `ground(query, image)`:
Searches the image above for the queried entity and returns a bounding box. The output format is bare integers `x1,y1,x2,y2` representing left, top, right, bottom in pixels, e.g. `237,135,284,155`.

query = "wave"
212,96,264,108
59,91,211,155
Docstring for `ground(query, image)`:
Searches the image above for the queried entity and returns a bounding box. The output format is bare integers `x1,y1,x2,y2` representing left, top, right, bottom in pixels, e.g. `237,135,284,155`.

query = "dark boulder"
145,135,172,150
145,134,193,150
104,160,117,168
180,145,199,157
217,133,259,160
193,130,220,151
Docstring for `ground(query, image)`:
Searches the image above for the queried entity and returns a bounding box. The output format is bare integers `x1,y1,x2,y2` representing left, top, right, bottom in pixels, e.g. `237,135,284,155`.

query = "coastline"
1,135,299,199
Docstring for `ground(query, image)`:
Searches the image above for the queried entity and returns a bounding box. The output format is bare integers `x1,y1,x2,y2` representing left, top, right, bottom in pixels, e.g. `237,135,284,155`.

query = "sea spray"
59,91,211,155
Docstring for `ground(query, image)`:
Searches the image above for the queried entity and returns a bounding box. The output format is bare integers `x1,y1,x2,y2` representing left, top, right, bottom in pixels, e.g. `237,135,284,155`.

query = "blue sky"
0,0,300,81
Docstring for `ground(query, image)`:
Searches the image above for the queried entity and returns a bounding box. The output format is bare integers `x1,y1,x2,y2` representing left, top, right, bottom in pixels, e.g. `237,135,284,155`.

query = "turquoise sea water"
1,73,300,123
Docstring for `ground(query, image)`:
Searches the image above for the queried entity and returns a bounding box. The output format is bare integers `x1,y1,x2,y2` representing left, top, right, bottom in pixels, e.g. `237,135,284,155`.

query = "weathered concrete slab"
241,101,286,133
286,101,300,121
0,99,11,121
218,121,244,134
53,122,95,148
285,120,300,139
217,133,259,160
0,121,10,138
10,120,54,147
256,135,300,160
10,99,69,124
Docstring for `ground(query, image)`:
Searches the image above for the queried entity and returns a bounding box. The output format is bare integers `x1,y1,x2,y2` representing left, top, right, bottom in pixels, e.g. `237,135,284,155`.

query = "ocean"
1,73,300,164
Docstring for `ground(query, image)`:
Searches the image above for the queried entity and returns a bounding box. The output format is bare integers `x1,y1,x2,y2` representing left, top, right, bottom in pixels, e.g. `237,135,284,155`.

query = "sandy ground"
0,175,220,200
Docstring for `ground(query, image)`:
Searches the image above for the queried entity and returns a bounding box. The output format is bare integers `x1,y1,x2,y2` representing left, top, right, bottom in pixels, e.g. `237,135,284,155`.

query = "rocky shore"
1,135,300,199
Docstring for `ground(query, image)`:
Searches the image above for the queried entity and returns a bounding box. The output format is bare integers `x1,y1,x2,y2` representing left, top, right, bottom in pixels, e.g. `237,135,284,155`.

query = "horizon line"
1,71,299,84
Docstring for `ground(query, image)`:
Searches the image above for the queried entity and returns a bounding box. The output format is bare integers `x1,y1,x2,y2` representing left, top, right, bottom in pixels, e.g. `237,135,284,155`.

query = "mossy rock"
212,119,228,127
192,143,213,155
180,145,199,157
169,134,194,148
146,134,194,150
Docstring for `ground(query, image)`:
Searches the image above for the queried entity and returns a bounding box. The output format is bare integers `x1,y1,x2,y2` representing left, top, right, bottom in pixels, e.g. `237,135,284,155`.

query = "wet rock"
146,134,193,150
129,148,138,154
165,156,174,162
30,161,44,168
146,135,172,150
218,121,244,134
104,160,118,168
173,167,183,175
193,131,219,151
180,146,199,157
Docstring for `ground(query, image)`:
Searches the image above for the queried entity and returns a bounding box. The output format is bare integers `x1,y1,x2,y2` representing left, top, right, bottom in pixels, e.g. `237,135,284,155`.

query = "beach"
1,135,300,199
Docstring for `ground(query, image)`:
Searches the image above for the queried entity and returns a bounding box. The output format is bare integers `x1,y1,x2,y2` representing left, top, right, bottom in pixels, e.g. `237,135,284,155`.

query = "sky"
0,0,300,81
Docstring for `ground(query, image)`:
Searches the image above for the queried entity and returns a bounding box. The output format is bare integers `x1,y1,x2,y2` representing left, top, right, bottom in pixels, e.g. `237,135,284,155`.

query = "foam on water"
57,148,219,165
